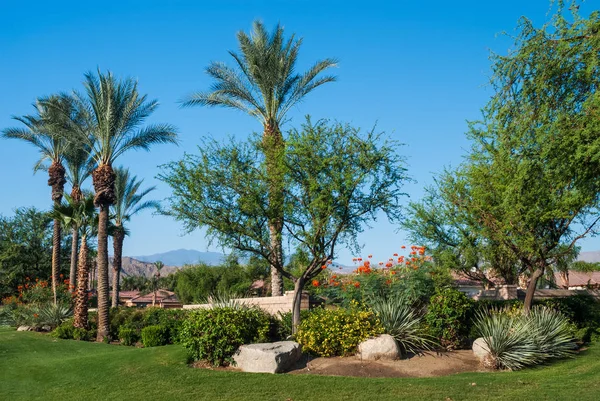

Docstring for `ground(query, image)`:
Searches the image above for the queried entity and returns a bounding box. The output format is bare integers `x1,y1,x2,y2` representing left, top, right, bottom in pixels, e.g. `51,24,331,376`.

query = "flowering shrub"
296,304,384,357
315,247,444,307
180,306,273,366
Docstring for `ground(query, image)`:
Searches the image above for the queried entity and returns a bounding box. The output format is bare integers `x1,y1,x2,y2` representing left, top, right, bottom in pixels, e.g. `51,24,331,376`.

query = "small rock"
17,326,31,332
357,334,400,360
472,337,491,361
41,325,52,332
233,341,302,374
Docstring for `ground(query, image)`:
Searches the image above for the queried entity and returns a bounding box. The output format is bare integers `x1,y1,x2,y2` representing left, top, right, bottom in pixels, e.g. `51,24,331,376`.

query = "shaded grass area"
1,327,599,401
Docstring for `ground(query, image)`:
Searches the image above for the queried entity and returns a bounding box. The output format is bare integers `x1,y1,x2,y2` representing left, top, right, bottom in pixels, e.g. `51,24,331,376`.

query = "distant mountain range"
131,249,225,267
109,249,226,278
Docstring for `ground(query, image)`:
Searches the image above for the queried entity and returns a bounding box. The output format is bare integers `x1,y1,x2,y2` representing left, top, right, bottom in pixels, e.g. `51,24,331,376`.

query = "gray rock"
233,341,302,373
41,325,52,332
357,334,400,360
16,326,31,332
472,337,491,360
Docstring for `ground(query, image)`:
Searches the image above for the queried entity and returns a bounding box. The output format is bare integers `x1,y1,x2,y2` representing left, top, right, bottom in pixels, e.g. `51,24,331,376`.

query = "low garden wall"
466,285,600,301
183,290,309,315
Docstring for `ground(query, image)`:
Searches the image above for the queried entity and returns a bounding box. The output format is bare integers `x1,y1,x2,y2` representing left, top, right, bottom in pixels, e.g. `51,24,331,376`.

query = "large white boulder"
16,326,31,332
357,334,400,360
233,341,302,373
472,337,491,361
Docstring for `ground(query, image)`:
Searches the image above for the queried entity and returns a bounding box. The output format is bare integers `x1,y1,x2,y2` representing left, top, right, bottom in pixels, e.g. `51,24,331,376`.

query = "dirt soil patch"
287,350,486,378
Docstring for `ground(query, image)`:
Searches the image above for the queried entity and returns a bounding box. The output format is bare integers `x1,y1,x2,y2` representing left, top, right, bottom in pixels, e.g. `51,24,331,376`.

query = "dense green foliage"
172,258,268,304
474,306,577,370
180,306,273,366
118,327,138,346
141,325,169,347
296,305,384,357
425,288,474,349
0,208,70,299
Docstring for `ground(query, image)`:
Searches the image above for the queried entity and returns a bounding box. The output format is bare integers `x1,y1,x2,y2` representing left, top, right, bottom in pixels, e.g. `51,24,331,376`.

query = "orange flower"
391,271,396,275
59,274,63,278
321,265,327,269
368,254,373,258
378,262,384,266
401,246,406,249
393,253,398,256
33,313,39,318
364,260,370,267
327,260,333,265
385,262,393,268
357,258,363,262
312,280,320,287
353,282,360,288
386,279,392,285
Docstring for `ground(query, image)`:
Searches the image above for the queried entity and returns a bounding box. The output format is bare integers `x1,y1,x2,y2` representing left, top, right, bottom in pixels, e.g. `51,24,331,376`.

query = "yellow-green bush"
296,305,384,357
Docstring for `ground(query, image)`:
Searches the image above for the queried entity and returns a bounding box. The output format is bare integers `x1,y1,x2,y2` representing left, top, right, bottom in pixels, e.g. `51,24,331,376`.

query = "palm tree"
47,70,178,341
152,261,164,306
2,96,74,304
110,167,159,307
64,142,95,291
182,21,337,296
53,194,97,329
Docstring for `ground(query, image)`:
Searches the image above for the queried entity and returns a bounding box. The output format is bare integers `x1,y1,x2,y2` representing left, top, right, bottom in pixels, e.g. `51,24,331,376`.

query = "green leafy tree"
0,208,70,299
2,97,74,303
46,70,178,340
403,171,521,287
452,3,600,312
110,167,159,307
182,21,337,296
160,118,407,331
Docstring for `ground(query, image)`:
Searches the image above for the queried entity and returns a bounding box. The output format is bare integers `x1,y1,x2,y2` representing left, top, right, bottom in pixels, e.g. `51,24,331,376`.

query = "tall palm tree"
2,96,74,304
110,167,159,307
47,70,178,341
182,21,337,295
152,260,164,306
53,194,97,328
64,141,95,291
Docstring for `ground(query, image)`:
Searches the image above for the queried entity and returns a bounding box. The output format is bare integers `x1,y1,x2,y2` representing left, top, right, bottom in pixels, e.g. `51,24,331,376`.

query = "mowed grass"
1,327,599,401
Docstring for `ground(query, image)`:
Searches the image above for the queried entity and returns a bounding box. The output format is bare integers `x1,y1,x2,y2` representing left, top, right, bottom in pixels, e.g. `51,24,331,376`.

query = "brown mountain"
109,257,180,278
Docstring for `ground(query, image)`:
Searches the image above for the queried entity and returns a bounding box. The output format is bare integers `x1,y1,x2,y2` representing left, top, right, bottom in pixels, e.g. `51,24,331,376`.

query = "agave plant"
369,294,436,356
474,306,576,370
35,302,73,328
202,289,245,310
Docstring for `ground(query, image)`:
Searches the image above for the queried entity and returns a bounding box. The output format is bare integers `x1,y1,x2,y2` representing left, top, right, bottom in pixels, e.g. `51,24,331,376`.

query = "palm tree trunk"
111,228,125,308
49,162,66,305
69,226,79,292
263,123,285,296
74,236,89,329
96,205,110,341
51,216,62,305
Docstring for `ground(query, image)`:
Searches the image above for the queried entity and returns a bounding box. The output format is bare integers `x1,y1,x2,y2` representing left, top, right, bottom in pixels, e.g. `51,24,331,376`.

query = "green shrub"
36,302,73,328
119,326,139,346
51,321,75,339
296,305,384,357
473,306,576,370
369,294,435,356
276,310,312,340
180,306,272,366
143,308,188,344
425,288,474,349
72,327,91,341
141,325,168,347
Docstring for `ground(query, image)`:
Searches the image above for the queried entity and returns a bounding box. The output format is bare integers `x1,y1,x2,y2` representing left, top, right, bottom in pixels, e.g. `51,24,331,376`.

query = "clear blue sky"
1,0,598,262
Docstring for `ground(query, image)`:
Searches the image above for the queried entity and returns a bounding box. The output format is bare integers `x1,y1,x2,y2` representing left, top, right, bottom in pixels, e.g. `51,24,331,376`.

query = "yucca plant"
35,302,73,328
369,294,435,357
474,306,576,370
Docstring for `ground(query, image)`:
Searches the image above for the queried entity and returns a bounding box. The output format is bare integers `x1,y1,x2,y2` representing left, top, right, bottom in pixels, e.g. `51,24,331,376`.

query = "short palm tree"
64,141,95,291
152,261,164,306
182,21,337,295
53,194,97,329
47,70,178,340
110,167,159,307
2,96,73,304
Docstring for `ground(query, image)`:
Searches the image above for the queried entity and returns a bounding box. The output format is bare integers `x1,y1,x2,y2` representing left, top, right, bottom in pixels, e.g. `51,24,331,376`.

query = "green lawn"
1,327,599,401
